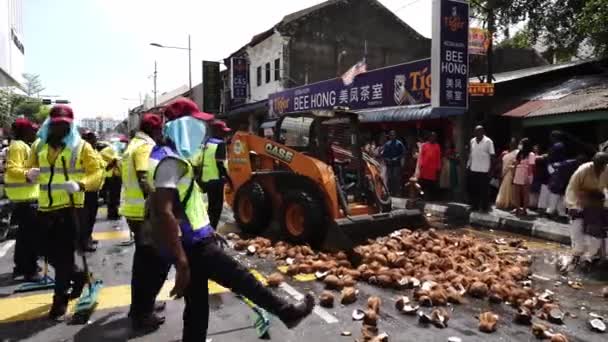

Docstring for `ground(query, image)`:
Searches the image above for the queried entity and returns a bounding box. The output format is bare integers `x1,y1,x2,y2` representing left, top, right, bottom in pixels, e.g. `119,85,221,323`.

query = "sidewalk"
392,198,572,245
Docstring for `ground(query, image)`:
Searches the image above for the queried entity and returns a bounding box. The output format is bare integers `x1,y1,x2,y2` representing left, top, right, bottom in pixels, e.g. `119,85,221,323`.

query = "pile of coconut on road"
229,228,607,341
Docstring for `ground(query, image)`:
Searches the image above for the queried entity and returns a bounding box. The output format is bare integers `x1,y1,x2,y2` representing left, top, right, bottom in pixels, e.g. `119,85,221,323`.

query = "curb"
399,199,572,245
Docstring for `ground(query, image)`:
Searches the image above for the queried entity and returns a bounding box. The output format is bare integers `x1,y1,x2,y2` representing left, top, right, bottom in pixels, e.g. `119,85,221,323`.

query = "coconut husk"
367,296,381,314
342,275,357,288
361,324,379,341
324,275,342,290
532,323,549,338
341,287,358,305
363,309,378,326
469,281,489,298
431,308,450,328
479,312,499,333
267,273,284,287
550,333,569,342
319,291,335,308
602,287,608,299
233,240,248,251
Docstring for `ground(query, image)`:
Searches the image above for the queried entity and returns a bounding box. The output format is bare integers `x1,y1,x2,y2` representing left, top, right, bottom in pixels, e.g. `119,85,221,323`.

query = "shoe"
12,267,24,279
154,302,166,312
131,313,166,332
23,273,43,283
69,271,87,299
280,293,315,329
49,295,68,321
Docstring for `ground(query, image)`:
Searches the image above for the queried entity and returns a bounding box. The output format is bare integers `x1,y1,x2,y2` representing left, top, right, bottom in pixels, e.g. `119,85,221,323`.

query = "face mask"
163,116,208,159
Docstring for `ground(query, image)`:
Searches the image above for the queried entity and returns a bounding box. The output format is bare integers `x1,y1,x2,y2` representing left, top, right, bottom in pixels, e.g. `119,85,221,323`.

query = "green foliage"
14,100,42,121
499,29,531,49
35,106,51,123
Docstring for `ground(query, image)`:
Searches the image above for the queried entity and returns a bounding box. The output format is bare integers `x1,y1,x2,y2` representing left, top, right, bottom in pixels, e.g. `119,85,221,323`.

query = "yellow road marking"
0,270,267,323
91,230,130,241
276,266,315,282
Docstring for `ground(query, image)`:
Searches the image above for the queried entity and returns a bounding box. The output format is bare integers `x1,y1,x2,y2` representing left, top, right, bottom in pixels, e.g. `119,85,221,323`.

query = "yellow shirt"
133,142,154,172
564,162,608,209
29,139,105,192
100,145,121,177
6,140,31,182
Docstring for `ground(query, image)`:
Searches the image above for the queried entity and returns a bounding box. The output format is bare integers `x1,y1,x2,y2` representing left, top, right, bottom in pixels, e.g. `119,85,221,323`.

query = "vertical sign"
230,57,248,100
202,61,221,113
431,0,469,109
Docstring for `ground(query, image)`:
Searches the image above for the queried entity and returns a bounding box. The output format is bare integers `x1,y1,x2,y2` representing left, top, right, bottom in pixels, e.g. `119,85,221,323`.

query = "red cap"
140,113,163,130
211,120,232,132
49,105,74,124
14,117,35,130
163,98,214,122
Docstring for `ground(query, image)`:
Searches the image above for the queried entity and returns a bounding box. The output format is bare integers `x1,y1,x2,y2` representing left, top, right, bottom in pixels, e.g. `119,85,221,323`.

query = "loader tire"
280,190,326,245
234,181,272,235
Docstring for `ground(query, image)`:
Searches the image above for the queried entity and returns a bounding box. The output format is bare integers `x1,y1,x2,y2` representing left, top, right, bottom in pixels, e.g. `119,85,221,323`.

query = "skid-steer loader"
225,109,425,251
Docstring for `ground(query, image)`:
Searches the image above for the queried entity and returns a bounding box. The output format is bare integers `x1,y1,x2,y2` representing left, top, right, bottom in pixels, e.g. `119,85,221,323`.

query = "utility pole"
486,6,495,84
188,34,192,90
153,60,158,107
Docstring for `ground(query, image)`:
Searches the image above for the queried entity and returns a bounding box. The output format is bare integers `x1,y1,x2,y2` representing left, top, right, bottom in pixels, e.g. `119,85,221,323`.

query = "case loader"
225,109,424,251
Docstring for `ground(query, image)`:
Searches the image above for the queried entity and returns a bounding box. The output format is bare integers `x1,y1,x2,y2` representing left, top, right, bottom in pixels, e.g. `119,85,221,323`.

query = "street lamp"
150,34,192,90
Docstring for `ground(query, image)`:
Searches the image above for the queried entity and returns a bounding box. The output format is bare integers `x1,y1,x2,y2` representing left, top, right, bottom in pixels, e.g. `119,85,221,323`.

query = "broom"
237,295,271,338
61,156,103,322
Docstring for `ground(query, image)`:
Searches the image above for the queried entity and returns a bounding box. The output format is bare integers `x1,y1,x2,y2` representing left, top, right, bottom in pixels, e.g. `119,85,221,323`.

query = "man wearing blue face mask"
149,98,314,342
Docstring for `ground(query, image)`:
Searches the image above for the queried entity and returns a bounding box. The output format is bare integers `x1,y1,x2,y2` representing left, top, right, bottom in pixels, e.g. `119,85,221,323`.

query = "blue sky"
24,0,431,120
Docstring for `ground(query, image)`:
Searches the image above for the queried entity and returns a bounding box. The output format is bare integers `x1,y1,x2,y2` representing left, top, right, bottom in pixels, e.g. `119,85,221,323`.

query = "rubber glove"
26,168,40,183
64,180,81,194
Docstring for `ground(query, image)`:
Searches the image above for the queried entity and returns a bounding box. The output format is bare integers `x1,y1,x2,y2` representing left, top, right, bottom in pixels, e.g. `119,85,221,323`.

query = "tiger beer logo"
444,6,465,32
265,143,294,163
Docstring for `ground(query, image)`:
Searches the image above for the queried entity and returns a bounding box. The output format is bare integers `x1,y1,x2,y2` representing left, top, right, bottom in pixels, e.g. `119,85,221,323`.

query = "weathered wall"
247,31,288,102
284,0,431,86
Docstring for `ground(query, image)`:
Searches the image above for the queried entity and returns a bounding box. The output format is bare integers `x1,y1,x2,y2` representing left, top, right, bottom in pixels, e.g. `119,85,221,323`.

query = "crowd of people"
4,98,314,341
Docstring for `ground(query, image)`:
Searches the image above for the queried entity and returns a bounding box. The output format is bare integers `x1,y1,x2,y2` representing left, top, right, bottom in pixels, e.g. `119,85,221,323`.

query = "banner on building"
469,27,490,55
469,82,494,96
431,0,469,109
268,58,431,117
230,57,248,101
202,61,221,113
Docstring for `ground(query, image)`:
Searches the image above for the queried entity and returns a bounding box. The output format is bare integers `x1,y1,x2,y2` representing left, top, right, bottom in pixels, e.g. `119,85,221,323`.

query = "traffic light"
55,99,70,104
41,99,70,105
42,99,52,105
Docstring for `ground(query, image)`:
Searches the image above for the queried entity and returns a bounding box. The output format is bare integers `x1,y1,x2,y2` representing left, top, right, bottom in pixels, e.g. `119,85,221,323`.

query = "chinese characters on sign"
268,58,432,116
469,82,495,96
230,57,248,101
431,0,469,109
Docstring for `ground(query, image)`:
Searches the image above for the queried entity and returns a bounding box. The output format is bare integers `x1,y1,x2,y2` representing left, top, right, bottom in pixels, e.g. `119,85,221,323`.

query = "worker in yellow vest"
120,113,168,331
151,98,314,341
192,119,231,229
98,140,121,220
28,105,104,320
6,118,41,281
80,130,105,252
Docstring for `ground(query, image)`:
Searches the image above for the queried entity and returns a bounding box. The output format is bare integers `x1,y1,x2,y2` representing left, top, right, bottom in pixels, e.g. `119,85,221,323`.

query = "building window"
274,58,280,81
256,66,262,86
265,62,271,83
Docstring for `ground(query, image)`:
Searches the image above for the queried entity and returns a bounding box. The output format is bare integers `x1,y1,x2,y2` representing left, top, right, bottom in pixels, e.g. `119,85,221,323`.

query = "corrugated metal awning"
356,104,465,123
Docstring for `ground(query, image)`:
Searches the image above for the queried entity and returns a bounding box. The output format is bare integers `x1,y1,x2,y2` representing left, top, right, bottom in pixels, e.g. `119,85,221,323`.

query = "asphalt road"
0,206,606,342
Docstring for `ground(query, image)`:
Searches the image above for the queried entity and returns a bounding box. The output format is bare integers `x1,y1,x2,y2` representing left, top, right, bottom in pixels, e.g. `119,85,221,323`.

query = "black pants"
468,171,490,211
127,220,171,318
83,191,99,245
418,179,438,202
39,209,82,297
105,176,121,219
386,165,402,196
13,202,39,276
183,240,290,342
203,180,224,229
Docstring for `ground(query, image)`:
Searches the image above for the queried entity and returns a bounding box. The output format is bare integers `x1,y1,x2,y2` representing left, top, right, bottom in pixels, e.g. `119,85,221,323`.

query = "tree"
13,100,42,122
35,105,51,123
499,28,532,49
22,73,45,97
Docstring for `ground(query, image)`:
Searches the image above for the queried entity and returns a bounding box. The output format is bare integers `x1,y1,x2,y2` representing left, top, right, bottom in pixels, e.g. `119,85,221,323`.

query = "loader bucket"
320,208,426,253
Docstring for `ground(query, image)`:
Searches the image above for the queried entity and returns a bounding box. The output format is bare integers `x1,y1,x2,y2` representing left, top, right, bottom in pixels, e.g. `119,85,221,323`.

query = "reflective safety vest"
149,145,213,245
200,138,224,183
4,140,39,202
36,141,86,211
119,135,154,220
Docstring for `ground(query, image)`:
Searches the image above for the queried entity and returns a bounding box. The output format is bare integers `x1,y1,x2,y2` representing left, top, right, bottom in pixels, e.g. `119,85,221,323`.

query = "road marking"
0,240,15,258
276,266,315,282
0,269,267,323
279,283,338,324
91,230,130,241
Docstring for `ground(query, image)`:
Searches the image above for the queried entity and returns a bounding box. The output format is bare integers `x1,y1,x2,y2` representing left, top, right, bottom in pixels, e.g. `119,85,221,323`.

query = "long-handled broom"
13,258,55,293
237,295,271,338
61,157,103,323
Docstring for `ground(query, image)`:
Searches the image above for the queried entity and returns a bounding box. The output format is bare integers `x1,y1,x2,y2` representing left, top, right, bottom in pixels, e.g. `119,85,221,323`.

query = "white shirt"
468,136,495,173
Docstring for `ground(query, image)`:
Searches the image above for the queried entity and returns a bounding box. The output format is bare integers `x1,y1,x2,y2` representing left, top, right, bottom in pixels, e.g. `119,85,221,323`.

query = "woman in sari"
495,138,519,209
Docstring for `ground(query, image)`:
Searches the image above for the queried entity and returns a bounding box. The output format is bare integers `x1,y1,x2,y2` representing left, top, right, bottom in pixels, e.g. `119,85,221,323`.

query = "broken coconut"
315,270,329,280
418,311,433,325
361,324,379,341
548,308,565,325
369,332,389,342
352,309,365,321
430,308,450,328
394,296,410,311
324,275,342,290
341,287,358,305
514,307,533,325
589,318,606,333
532,323,550,339
266,273,284,287
319,291,335,308
363,309,378,326
479,312,499,333
549,333,569,342
246,245,257,255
